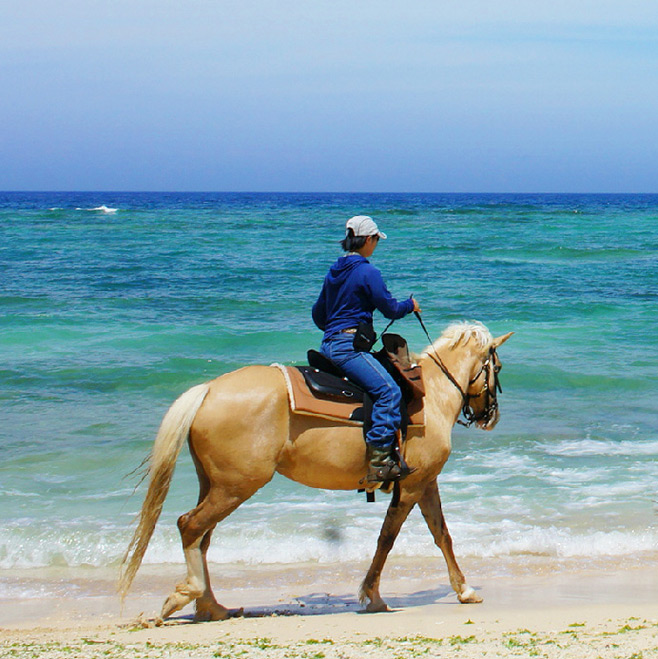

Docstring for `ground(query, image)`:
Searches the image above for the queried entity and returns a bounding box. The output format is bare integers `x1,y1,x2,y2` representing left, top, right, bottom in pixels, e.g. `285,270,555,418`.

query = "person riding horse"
312,215,421,483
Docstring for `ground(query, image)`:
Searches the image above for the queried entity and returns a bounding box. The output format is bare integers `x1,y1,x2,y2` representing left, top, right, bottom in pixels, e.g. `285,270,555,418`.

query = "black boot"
366,444,413,483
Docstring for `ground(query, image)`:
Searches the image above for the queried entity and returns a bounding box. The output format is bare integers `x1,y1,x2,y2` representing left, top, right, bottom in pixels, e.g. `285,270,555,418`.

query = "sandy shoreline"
2,558,657,657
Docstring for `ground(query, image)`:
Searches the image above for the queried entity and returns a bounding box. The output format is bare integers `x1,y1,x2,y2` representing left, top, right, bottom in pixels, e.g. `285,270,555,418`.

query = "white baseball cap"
345,215,387,239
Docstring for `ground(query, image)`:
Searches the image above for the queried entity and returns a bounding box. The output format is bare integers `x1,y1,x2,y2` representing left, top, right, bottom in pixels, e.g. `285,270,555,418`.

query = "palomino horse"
119,321,512,622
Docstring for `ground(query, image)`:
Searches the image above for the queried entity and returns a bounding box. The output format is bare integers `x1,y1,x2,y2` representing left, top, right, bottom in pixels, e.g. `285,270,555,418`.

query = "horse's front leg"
359,494,416,612
418,479,482,603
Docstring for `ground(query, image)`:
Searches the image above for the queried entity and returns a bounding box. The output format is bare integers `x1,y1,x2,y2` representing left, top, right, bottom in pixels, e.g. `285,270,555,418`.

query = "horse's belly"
276,421,367,490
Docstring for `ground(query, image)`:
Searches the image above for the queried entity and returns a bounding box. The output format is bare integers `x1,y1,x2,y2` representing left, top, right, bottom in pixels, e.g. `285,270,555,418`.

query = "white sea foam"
440,471,500,484
0,489,39,499
0,582,52,600
460,526,658,559
539,466,610,485
580,480,650,498
476,452,538,472
539,438,658,457
1,514,656,570
75,205,118,214
76,488,137,501
0,580,80,600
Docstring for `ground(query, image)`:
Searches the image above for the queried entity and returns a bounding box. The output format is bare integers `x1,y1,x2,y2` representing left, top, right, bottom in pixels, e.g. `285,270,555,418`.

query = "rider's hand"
412,297,422,313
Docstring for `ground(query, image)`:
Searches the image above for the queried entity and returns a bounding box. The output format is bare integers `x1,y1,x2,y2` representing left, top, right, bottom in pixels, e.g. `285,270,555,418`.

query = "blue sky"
1,1,657,192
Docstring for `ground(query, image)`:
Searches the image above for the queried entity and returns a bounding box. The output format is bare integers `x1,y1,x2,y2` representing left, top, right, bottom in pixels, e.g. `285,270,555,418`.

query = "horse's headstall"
458,347,502,428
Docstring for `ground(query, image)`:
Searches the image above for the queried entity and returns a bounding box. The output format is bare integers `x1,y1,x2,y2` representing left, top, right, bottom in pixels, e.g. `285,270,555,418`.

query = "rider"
312,215,421,483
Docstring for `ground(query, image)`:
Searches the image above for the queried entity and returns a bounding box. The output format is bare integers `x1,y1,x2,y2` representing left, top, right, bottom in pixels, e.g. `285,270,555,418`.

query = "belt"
341,328,358,334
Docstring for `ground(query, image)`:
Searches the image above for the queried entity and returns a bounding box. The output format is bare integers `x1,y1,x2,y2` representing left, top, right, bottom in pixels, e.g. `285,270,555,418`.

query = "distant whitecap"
75,205,118,213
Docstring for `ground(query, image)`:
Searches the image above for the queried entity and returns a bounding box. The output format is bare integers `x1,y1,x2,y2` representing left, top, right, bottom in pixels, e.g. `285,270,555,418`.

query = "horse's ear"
492,332,514,348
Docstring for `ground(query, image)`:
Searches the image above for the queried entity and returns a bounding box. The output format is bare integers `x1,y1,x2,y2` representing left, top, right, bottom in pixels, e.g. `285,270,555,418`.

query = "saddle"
274,334,425,429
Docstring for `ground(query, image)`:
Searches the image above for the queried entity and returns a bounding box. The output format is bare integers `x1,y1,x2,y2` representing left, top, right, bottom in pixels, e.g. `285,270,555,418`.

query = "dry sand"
1,557,657,658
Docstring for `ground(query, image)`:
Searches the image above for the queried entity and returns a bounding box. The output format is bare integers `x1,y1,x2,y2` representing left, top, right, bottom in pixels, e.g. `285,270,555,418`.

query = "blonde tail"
118,382,210,601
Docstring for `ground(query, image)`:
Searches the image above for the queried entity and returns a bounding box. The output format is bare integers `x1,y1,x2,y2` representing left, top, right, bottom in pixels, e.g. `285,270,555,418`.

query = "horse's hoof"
365,600,389,613
154,616,164,627
458,587,483,604
194,602,230,622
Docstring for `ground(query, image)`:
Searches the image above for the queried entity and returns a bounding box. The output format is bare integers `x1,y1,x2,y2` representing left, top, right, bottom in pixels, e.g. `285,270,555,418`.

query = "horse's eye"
494,365,501,374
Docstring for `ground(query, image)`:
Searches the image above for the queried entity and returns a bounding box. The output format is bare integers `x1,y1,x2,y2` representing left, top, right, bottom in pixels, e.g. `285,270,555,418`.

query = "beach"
2,558,658,658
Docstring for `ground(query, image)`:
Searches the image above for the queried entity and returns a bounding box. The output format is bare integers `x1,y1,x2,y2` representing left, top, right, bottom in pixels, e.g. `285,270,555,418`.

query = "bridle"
461,346,502,427
414,313,502,429
426,347,502,428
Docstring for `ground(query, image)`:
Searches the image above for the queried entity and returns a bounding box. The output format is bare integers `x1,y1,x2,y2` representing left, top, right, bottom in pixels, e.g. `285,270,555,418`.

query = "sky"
1,0,657,192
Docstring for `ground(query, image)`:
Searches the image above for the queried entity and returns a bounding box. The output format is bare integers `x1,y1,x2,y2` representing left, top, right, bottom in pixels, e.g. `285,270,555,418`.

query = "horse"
119,321,513,623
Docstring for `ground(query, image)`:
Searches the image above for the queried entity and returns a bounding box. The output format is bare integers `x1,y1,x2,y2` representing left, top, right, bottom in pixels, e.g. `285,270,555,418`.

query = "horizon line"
2,190,658,196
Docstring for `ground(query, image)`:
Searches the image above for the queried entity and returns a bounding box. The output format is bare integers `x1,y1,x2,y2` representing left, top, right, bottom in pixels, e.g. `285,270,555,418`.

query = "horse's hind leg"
418,479,482,603
157,488,246,623
188,463,232,622
359,494,416,612
193,525,229,621
156,365,288,623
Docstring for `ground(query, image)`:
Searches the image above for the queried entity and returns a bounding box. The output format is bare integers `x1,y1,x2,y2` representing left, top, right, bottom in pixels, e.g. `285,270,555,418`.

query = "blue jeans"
321,332,401,449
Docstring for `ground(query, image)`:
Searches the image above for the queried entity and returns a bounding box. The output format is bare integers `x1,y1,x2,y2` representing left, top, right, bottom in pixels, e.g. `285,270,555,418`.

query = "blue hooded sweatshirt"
312,254,414,340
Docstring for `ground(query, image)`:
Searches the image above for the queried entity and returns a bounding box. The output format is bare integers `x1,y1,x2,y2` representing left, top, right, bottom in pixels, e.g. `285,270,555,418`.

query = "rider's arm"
312,285,327,331
363,266,415,320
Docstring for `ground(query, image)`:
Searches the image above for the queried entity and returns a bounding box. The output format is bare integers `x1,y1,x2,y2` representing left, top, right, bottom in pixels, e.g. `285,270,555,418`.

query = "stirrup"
366,446,414,483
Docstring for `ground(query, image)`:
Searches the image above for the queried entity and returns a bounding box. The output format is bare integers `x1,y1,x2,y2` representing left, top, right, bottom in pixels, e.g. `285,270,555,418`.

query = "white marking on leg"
184,545,206,599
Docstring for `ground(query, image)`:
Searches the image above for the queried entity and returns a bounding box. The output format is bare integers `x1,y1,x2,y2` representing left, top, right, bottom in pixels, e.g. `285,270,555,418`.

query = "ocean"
1,192,656,594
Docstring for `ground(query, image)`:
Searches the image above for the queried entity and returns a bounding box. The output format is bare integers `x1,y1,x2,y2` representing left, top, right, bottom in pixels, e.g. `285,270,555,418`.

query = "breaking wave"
1,516,656,571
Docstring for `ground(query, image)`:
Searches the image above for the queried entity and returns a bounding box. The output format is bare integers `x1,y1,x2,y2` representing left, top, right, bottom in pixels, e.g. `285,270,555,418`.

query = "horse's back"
189,365,290,484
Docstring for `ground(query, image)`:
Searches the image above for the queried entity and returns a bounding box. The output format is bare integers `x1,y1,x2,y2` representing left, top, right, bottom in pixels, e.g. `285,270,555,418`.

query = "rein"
415,313,501,428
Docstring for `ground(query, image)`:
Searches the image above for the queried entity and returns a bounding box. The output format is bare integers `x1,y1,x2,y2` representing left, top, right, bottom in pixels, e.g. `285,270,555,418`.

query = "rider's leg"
321,333,411,482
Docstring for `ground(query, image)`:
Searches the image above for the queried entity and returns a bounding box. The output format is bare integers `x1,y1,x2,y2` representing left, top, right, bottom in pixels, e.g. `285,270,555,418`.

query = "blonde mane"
424,321,493,355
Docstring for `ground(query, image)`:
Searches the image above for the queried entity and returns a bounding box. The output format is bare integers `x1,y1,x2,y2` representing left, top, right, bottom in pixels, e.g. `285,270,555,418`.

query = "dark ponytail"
340,228,368,252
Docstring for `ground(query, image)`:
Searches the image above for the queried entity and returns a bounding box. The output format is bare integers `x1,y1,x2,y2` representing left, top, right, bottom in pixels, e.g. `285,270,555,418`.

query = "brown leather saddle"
278,334,425,430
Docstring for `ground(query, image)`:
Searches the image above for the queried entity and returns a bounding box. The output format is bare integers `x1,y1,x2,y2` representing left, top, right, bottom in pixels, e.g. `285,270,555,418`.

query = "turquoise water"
1,192,657,582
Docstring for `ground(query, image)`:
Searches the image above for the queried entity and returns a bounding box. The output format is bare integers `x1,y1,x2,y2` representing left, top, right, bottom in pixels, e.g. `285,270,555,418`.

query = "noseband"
428,346,502,428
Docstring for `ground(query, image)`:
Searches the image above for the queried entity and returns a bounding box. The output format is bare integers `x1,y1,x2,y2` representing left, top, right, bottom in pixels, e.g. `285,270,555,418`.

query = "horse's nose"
478,409,499,430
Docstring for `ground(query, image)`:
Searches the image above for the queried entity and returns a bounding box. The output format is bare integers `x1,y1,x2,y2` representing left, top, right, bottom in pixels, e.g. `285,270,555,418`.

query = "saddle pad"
272,364,425,427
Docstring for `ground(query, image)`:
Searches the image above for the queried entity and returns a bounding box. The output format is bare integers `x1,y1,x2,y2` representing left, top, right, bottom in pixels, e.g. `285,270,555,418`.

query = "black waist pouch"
353,322,376,352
